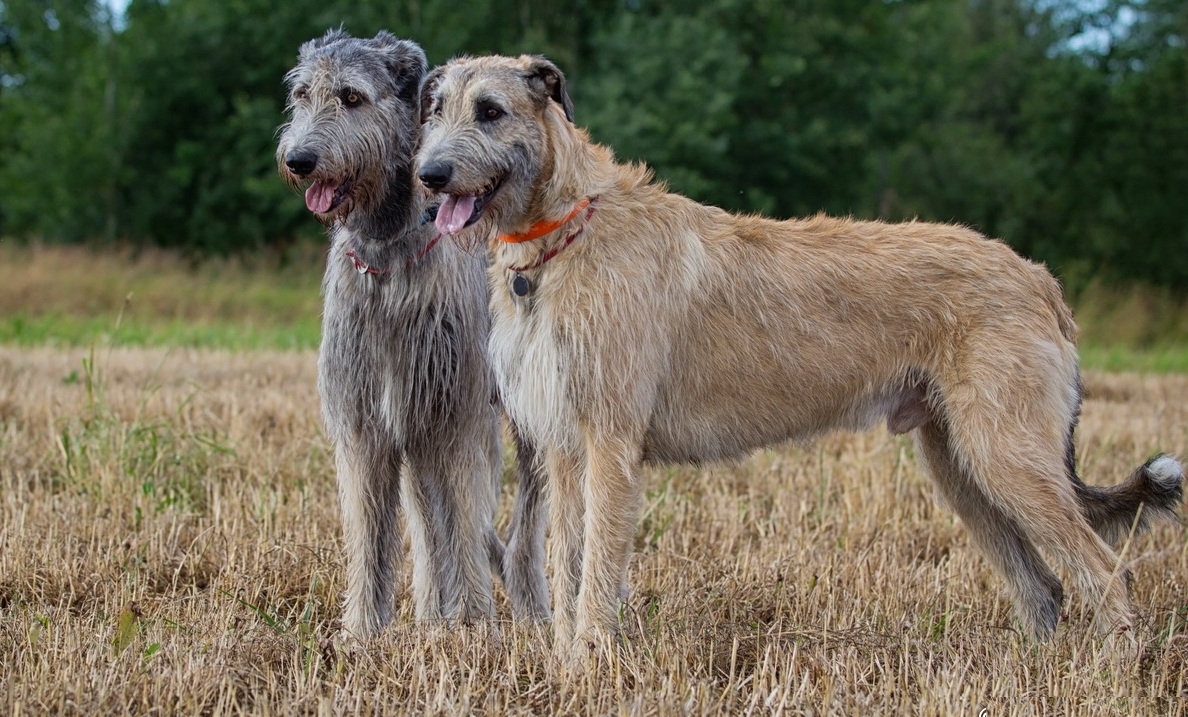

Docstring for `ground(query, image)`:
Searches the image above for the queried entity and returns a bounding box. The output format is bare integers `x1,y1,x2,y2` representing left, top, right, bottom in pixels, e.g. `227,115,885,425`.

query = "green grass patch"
0,312,320,350
0,243,324,349
8,310,1188,372
1077,343,1188,374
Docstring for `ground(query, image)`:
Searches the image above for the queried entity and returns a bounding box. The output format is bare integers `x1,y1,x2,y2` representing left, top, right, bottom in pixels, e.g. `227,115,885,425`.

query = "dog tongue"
435,194,477,235
305,180,338,214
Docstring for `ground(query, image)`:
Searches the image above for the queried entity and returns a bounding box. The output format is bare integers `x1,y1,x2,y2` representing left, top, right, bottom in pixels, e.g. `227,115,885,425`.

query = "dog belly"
642,374,931,465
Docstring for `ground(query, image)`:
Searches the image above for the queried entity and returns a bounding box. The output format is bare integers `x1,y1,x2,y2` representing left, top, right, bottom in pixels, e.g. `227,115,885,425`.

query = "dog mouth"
434,174,506,236
304,177,355,217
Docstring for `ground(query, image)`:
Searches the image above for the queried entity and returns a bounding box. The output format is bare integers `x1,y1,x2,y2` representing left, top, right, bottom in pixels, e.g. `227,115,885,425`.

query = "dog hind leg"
941,375,1136,636
915,419,1065,640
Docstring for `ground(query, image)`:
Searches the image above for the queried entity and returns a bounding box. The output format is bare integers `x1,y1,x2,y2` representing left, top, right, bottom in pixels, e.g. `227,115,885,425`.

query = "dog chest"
320,251,487,445
490,299,582,452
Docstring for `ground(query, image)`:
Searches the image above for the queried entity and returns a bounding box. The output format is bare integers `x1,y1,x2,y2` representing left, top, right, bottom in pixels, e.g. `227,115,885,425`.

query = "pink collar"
346,232,442,276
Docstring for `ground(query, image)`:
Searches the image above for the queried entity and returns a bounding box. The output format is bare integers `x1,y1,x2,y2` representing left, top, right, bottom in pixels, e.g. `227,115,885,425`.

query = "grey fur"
503,428,552,620
276,30,548,637
1073,455,1184,548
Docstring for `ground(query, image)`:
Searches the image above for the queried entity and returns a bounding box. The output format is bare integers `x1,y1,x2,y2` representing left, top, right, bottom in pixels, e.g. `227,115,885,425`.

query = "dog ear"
523,56,574,123
372,33,428,102
299,26,349,60
420,65,447,124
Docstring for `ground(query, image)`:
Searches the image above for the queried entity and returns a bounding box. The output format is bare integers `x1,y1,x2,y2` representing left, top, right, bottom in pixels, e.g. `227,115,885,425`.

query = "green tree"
0,0,1184,287
0,0,122,242
1091,0,1188,286
581,0,909,219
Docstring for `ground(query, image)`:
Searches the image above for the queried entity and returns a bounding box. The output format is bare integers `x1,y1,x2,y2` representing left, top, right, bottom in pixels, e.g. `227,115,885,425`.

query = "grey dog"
276,30,549,637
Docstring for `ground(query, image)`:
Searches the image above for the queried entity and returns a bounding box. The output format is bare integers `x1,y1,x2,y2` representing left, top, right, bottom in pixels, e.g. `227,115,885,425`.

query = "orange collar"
499,198,593,243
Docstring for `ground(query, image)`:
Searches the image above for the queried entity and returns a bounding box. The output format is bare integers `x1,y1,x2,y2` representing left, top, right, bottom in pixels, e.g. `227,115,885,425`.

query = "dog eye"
293,86,308,101
341,90,363,108
478,105,504,122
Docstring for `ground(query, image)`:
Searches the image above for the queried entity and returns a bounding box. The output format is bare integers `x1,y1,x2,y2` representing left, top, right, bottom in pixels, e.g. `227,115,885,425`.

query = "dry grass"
0,242,322,323
1,345,1186,715
0,242,322,349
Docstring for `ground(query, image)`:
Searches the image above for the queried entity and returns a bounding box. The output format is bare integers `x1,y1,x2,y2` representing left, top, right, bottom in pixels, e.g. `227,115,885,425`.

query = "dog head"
416,55,575,240
276,29,427,224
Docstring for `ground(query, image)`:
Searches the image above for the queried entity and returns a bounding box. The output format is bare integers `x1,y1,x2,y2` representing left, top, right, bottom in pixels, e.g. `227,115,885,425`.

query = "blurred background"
0,0,1186,361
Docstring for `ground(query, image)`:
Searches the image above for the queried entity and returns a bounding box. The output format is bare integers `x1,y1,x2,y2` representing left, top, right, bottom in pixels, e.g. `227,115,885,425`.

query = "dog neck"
513,112,613,237
499,197,593,244
346,162,419,242
340,162,440,272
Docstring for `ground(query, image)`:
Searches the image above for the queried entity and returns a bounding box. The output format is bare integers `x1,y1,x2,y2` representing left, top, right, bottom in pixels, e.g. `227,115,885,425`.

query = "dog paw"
557,623,621,670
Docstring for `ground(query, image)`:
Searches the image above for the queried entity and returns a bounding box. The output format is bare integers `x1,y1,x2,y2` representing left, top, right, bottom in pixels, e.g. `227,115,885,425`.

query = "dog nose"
285,150,318,178
418,162,453,190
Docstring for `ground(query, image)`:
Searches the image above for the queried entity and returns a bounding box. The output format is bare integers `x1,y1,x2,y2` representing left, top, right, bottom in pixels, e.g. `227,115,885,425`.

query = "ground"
1,345,1185,715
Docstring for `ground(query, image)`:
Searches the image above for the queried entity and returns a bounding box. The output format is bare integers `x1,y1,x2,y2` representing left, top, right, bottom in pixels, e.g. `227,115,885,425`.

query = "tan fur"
417,55,1182,658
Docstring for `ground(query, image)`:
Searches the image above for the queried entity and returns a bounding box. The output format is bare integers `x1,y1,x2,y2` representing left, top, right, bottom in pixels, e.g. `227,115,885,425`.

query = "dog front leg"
545,446,585,650
336,441,403,638
572,436,642,658
398,459,444,623
403,437,499,625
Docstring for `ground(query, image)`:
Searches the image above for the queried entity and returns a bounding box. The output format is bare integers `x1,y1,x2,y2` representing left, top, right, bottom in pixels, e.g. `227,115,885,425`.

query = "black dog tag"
512,273,531,297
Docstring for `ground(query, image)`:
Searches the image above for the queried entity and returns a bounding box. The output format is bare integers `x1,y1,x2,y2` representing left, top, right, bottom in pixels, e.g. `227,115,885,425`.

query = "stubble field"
1,344,1186,716
1,244,1187,715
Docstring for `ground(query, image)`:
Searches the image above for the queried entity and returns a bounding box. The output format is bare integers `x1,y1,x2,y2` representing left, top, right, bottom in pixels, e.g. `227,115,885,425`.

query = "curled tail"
1073,454,1184,547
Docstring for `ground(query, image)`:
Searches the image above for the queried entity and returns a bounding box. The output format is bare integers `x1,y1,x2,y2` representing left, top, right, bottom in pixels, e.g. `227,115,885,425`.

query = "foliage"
0,0,1185,285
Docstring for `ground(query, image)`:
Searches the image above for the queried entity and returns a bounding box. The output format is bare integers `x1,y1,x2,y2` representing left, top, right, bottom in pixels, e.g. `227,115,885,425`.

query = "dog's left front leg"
403,433,498,625
399,458,447,623
572,435,642,659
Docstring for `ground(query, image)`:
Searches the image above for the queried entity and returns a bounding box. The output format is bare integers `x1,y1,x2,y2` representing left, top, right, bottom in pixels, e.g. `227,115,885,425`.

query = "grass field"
0,243,323,351
1,244,1187,714
4,242,1188,371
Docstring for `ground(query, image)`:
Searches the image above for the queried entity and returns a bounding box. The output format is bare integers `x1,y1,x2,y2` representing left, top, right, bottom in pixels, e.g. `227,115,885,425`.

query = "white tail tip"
1147,455,1184,488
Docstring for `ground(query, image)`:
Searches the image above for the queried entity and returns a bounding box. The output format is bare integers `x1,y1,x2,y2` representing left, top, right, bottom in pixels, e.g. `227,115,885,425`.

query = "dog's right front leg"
545,446,585,651
336,442,403,639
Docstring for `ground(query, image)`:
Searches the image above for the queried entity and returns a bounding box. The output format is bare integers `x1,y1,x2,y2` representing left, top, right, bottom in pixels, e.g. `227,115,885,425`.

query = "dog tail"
1072,454,1184,547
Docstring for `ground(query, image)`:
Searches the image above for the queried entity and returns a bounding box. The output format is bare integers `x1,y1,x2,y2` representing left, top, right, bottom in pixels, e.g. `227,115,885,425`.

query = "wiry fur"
276,32,549,638
416,54,1184,656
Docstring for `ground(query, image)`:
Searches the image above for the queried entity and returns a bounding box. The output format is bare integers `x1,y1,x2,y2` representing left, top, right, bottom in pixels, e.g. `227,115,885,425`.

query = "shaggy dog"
416,54,1182,656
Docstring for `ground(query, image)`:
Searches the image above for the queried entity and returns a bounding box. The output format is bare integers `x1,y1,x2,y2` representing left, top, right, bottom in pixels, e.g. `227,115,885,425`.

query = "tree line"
1,0,1185,288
